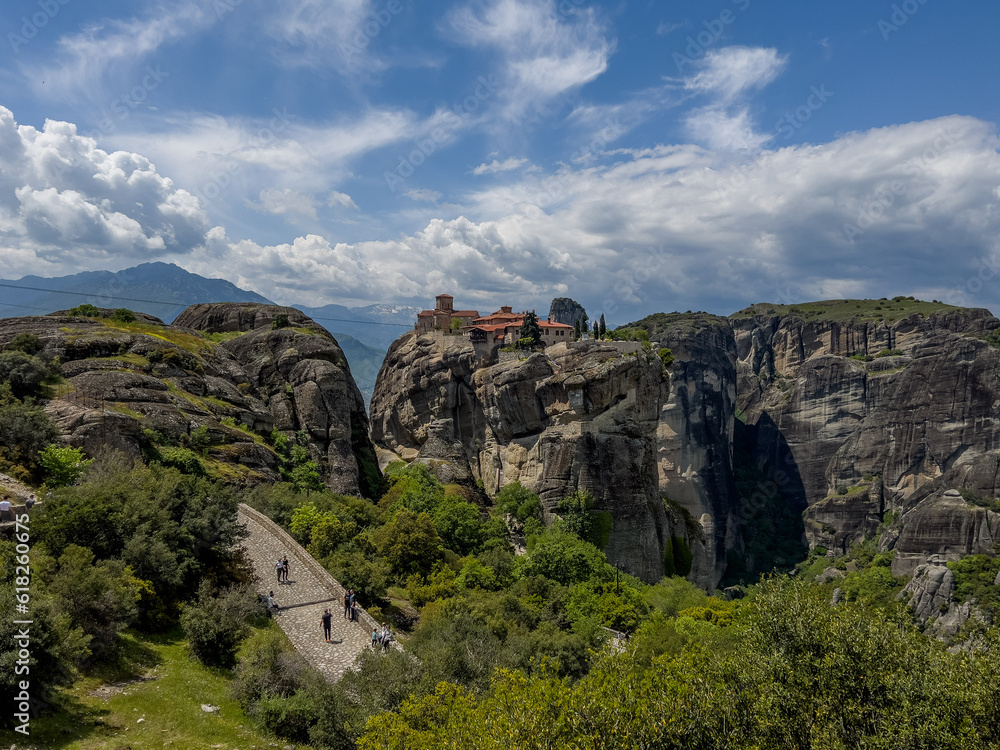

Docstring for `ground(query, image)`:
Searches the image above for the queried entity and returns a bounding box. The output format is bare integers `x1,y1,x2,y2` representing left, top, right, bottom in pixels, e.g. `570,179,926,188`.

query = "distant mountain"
330,332,388,404
293,302,418,351
0,262,274,323
0,262,414,405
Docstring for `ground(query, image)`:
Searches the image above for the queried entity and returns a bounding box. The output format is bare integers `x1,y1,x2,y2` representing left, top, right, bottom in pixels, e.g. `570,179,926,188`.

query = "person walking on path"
275,558,284,584
381,623,393,653
282,555,290,583
371,626,379,650
343,590,351,619
321,609,332,643
24,494,35,510
348,589,356,621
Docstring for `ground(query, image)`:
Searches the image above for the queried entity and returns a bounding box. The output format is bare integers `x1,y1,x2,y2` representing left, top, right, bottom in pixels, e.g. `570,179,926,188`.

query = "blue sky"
1,0,999,324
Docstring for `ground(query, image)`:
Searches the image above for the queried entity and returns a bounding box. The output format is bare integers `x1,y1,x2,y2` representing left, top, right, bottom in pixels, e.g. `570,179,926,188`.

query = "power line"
0,281,412,328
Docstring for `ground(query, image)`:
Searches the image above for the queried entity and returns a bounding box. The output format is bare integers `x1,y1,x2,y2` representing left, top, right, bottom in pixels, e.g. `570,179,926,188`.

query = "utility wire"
0,281,412,328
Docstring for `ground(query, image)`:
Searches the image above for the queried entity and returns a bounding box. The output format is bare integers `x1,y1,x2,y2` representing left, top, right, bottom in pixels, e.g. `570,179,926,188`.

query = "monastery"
414,294,574,347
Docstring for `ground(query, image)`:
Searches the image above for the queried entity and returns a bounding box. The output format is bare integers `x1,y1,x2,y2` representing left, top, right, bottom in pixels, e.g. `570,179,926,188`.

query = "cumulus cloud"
448,0,614,121
0,107,210,276
188,116,1000,321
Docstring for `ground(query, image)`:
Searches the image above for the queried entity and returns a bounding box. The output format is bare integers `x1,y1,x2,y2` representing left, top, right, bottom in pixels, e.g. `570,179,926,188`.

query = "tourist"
282,555,290,583
0,495,11,517
275,558,283,583
381,623,393,652
321,609,332,643
24,494,35,510
266,590,279,614
371,626,380,650
343,589,351,619
348,588,356,621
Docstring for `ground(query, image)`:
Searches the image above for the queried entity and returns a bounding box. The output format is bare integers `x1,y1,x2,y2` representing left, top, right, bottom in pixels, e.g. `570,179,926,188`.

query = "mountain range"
0,262,417,402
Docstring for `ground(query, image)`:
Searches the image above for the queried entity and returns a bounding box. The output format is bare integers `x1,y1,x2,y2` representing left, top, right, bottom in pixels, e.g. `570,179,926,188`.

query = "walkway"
238,504,379,681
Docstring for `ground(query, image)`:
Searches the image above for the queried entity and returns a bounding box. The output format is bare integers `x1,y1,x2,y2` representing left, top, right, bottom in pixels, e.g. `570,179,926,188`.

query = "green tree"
0,397,58,476
0,351,53,399
432,495,486,555
598,314,606,338
517,311,543,350
370,509,442,578
38,444,93,487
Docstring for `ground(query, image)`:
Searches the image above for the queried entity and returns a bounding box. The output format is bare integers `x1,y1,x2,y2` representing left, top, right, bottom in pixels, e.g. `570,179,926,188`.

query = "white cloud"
184,116,1000,320
680,46,788,152
447,0,614,122
404,189,443,202
261,0,379,72
248,188,319,220
327,191,359,210
29,3,214,106
0,107,210,276
472,157,529,175
683,46,787,103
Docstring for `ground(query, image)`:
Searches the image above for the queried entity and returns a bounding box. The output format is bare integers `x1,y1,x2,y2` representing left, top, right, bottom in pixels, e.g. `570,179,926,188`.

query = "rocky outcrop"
548,298,587,327
733,306,1000,565
901,558,994,640
371,315,738,589
0,304,378,496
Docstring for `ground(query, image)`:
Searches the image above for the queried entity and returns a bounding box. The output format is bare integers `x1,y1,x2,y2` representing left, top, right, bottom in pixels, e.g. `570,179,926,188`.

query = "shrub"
111,308,136,323
0,398,58,475
68,303,102,317
0,351,54,399
4,333,43,355
180,582,259,668
658,347,674,369
156,446,205,476
272,313,291,330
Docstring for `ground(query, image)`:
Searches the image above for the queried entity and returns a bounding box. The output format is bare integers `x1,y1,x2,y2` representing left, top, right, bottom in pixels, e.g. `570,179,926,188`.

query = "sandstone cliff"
370,315,738,589
0,303,378,497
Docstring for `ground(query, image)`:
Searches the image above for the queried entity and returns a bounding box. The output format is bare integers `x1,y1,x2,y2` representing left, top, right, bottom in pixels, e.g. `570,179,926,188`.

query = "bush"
0,398,58,475
272,313,291,330
69,303,102,317
180,582,259,668
0,351,54,399
111,308,136,323
4,333,43,355
156,446,205,476
658,347,674,369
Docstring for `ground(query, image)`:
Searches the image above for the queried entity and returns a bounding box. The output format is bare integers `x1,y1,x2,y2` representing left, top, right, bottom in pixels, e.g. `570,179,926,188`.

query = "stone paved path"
238,504,379,681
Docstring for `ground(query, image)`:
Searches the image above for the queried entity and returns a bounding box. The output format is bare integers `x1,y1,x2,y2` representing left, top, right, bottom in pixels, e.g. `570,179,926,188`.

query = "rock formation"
373,298,1000,589
370,314,739,589
0,304,378,497
548,298,588,328
733,301,1000,576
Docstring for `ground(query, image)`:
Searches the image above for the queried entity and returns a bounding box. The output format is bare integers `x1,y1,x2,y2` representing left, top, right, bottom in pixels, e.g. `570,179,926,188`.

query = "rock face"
371,316,738,589
0,304,378,496
733,304,1000,574
547,298,588,328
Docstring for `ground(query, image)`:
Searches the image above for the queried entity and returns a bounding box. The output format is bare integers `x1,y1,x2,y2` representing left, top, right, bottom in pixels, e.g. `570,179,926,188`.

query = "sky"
1,0,999,325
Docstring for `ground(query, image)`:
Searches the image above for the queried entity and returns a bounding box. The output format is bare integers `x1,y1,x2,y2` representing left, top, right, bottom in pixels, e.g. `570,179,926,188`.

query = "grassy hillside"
728,296,959,323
